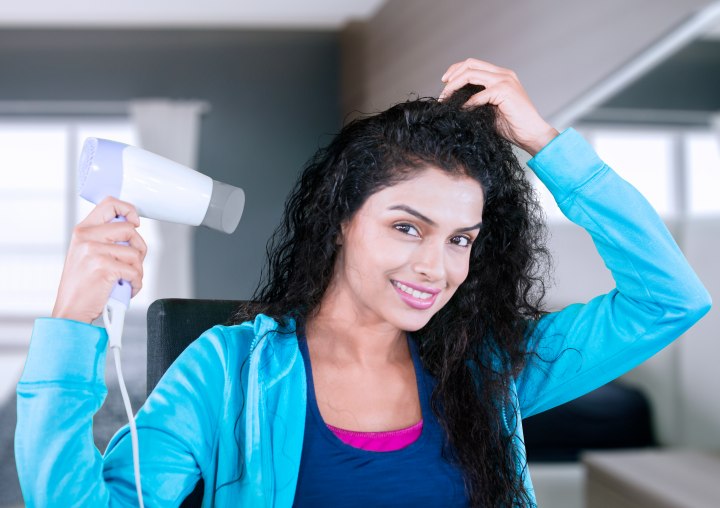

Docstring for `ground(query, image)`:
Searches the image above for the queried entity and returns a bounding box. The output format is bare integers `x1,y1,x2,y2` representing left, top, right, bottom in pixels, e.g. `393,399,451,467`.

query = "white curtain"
129,99,208,300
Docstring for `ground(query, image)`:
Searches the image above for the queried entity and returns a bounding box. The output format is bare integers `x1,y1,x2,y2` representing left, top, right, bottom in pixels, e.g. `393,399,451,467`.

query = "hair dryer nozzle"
201,180,245,234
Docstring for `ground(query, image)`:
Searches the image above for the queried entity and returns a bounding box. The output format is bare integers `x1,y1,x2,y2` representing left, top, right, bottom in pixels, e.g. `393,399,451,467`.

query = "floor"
530,462,585,507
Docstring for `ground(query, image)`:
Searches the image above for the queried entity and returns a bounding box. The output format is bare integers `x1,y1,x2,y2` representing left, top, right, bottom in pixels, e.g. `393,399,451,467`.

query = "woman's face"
332,166,485,332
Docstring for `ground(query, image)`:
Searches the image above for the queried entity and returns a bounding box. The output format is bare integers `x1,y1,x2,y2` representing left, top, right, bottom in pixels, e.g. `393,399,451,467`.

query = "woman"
16,59,711,507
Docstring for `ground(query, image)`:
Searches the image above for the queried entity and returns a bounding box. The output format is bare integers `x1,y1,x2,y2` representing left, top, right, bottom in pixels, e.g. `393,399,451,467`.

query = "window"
533,126,720,223
0,118,158,318
686,131,720,217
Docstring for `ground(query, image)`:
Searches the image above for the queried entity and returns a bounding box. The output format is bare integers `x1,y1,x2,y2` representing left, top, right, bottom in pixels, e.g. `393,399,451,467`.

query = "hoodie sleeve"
515,128,711,418
15,317,229,507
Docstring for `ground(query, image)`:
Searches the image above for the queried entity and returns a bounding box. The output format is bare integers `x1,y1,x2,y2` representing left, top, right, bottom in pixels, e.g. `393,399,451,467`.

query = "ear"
335,220,350,245
336,222,348,246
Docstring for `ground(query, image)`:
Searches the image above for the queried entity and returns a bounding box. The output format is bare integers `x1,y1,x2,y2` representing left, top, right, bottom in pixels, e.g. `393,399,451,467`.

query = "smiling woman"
230,74,556,506
15,59,711,508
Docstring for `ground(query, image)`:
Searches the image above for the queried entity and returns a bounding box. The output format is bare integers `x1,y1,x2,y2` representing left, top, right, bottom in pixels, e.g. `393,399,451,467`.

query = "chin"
390,310,437,333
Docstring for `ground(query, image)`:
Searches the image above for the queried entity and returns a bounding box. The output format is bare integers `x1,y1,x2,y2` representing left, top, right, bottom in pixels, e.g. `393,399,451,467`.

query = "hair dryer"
78,138,245,235
75,138,245,508
77,137,245,314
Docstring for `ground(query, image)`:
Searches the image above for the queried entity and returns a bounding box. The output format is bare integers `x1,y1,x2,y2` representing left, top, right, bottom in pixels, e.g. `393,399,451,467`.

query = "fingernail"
441,73,448,82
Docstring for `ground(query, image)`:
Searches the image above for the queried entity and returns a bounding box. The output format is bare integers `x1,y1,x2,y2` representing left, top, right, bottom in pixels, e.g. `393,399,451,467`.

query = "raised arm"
15,198,224,506
517,129,710,416
440,58,711,417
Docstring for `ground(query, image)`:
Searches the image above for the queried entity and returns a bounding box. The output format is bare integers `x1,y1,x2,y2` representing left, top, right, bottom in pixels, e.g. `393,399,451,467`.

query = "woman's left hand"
439,58,559,156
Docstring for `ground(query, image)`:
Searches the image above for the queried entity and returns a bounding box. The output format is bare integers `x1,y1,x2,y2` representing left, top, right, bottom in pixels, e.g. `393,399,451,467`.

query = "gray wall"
341,0,713,121
0,28,341,300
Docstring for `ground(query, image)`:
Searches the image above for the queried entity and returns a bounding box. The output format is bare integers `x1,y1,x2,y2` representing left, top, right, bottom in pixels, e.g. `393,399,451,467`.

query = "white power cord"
103,298,145,508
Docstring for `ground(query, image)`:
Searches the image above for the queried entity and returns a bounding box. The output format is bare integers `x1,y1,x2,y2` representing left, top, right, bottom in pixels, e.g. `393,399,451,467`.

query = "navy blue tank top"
293,333,469,507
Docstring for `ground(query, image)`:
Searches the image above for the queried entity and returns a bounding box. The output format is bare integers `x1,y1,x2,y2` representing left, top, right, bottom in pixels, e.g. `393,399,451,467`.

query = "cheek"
342,230,403,285
447,254,472,287
352,228,412,268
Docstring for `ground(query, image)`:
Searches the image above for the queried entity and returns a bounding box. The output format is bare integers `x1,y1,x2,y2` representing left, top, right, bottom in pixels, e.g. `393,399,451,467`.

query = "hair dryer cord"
104,301,145,508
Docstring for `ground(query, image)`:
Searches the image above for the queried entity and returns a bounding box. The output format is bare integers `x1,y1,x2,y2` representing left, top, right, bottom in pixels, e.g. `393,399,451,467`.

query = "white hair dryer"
77,137,245,323
78,138,245,235
76,137,245,508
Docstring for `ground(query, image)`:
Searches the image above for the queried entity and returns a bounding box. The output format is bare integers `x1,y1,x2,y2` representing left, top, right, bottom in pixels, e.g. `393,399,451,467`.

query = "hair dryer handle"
109,215,132,308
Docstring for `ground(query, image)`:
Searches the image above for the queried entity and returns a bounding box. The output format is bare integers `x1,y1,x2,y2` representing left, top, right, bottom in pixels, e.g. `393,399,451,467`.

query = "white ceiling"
1,1,718,39
0,1,387,29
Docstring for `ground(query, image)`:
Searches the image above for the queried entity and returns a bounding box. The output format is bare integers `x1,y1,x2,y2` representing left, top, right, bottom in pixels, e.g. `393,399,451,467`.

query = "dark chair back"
147,298,242,395
146,298,243,507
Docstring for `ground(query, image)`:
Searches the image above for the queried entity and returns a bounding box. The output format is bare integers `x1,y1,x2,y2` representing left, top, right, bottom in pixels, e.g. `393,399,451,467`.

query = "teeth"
394,281,432,300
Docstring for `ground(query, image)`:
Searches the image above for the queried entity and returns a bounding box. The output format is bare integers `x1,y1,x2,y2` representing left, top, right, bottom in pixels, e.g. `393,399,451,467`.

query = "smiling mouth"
391,280,441,310
392,280,434,300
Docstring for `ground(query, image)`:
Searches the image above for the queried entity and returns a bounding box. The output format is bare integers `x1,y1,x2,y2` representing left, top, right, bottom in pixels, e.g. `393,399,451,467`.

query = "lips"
391,279,441,310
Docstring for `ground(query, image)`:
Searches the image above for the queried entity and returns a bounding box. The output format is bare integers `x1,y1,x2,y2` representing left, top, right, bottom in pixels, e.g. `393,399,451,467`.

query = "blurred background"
1,1,719,506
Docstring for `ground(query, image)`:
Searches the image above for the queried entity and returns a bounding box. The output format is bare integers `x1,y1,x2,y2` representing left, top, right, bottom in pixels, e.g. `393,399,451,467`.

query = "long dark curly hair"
231,84,549,507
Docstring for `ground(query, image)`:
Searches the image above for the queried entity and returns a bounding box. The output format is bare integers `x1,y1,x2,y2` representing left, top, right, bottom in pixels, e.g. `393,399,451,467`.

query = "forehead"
361,166,485,222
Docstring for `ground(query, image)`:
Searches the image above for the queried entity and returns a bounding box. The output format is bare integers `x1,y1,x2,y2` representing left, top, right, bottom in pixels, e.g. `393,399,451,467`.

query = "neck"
305,282,409,367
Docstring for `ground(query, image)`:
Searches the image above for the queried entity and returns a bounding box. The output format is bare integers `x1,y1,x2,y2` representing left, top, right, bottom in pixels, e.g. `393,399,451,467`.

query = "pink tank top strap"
326,419,424,452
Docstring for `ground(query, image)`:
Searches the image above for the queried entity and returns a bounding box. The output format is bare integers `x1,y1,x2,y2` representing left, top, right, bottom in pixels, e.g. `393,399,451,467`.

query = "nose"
411,240,446,282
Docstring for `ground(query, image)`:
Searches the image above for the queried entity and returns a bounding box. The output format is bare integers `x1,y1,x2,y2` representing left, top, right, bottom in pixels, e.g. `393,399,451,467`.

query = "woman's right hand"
51,196,147,324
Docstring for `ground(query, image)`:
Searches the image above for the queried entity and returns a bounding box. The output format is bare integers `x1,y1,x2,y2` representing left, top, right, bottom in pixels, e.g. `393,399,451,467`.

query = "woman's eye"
450,235,472,248
394,223,420,237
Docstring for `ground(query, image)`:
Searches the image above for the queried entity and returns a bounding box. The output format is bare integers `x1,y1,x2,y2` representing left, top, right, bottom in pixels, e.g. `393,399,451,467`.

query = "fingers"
462,85,521,110
78,196,141,228
88,241,145,277
441,58,512,83
439,58,519,102
437,57,557,154
73,220,148,262
75,196,147,258
85,242,145,297
69,230,147,294
75,218,148,297
104,248,144,298
52,198,149,323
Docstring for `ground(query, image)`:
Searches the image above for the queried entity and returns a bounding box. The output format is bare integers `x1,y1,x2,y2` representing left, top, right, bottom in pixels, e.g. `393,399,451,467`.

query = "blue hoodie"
16,129,711,506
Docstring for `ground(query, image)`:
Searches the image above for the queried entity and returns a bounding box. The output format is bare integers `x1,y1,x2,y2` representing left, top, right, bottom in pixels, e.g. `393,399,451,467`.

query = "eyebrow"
388,204,482,232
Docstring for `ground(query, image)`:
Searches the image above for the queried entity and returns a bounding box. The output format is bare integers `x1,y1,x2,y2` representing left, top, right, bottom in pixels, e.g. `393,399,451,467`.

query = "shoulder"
191,313,298,363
